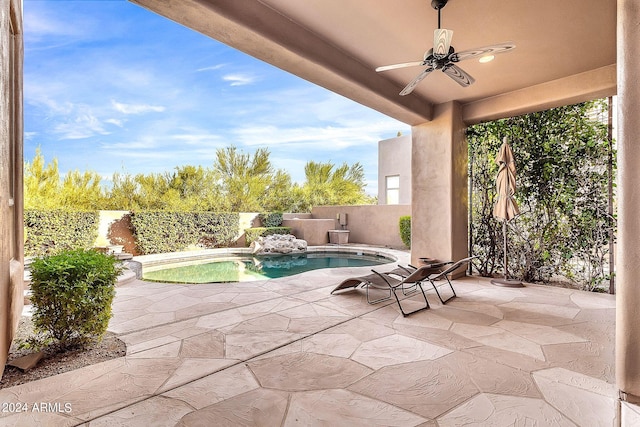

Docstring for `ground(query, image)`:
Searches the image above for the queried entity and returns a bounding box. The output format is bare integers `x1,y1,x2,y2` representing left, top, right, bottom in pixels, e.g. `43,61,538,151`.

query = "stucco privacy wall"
311,204,410,249
0,0,23,380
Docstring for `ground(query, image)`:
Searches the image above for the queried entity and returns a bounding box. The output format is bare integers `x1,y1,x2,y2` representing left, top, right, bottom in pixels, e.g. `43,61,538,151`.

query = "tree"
165,165,224,211
24,148,61,210
104,171,140,211
298,161,373,211
24,148,104,210
212,146,290,212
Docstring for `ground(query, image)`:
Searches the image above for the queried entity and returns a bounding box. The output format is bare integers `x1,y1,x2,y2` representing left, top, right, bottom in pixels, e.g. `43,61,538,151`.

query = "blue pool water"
142,252,392,284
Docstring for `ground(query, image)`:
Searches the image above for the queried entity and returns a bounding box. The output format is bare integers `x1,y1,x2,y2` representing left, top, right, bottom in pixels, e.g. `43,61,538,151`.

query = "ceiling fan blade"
450,42,516,63
442,64,475,87
399,66,435,96
375,61,425,72
433,28,454,59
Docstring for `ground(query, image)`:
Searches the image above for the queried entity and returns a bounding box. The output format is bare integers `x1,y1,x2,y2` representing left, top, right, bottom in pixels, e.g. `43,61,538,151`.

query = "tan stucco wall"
282,219,335,246
311,204,410,249
0,0,23,380
378,135,411,205
411,102,468,269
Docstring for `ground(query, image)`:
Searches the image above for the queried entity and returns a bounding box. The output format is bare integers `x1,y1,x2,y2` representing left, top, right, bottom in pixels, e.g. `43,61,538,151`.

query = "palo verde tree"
298,161,374,211
25,148,105,210
468,99,616,291
212,145,291,212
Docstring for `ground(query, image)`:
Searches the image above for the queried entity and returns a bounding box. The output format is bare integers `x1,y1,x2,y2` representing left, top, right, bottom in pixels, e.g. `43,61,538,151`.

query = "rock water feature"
251,234,308,255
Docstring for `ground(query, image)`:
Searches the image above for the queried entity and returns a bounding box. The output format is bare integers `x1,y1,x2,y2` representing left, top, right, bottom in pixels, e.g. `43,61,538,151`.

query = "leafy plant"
29,249,123,348
259,212,284,228
399,216,411,248
130,211,239,254
24,210,99,257
468,99,616,290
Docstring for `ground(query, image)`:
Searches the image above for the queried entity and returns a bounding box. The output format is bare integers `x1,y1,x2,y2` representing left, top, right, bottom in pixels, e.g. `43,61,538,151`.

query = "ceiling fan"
376,0,516,96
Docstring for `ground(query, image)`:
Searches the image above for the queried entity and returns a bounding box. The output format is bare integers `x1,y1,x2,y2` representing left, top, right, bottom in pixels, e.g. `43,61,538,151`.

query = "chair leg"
430,276,456,304
391,282,430,316
366,284,391,304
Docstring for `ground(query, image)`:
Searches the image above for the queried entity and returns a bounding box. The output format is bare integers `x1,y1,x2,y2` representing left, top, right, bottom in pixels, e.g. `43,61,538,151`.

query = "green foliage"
468,99,616,290
244,227,292,246
25,148,105,210
259,212,284,227
24,145,374,213
29,249,122,348
24,210,99,257
297,161,374,211
130,211,239,254
399,216,411,248
214,146,282,212
105,166,225,211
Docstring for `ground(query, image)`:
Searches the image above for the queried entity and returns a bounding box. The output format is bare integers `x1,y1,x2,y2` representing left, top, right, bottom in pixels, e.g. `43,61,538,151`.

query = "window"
386,175,400,205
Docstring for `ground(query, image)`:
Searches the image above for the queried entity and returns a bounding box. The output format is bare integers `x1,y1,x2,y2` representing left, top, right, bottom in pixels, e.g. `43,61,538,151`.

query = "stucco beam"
462,64,617,125
130,0,433,124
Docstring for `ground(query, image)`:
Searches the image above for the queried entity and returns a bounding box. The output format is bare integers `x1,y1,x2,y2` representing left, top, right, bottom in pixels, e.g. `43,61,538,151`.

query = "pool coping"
127,245,403,280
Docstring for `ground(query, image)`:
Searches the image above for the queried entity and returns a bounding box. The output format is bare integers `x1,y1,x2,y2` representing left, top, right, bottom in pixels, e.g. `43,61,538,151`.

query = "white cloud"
171,133,225,146
111,100,166,115
105,118,125,127
232,119,404,150
197,64,226,72
222,73,257,86
54,109,110,140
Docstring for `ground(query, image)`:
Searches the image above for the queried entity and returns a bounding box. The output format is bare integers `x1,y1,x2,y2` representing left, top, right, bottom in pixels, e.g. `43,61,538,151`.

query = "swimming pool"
141,251,393,284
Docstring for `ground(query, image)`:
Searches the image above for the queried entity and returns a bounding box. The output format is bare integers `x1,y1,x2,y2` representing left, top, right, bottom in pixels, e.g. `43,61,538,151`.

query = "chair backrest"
402,265,439,283
435,256,478,277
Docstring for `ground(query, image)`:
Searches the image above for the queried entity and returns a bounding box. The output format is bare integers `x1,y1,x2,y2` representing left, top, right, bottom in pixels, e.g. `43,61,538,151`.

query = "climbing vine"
468,99,616,291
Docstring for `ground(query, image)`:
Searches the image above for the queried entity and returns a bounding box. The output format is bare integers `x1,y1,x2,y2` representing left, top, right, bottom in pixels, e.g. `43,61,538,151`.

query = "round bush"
29,249,123,347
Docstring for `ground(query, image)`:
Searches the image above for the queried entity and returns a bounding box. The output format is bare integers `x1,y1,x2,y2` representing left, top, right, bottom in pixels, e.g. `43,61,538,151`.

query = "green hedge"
130,211,239,254
25,210,99,257
245,227,292,246
258,212,283,227
399,215,411,249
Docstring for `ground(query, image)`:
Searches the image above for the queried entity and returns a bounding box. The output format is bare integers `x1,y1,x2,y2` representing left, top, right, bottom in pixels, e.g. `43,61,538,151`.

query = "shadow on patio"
0,248,619,426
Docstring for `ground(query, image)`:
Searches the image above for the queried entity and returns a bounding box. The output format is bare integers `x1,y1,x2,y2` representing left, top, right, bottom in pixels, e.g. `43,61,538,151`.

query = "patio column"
616,0,640,403
410,101,468,269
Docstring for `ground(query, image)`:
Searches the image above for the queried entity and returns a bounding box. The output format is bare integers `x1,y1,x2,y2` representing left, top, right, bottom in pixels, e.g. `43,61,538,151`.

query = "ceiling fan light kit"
376,0,516,95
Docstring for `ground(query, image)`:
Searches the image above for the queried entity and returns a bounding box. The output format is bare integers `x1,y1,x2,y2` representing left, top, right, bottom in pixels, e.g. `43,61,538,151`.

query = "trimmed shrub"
24,210,99,257
29,249,123,348
245,227,292,246
258,212,283,228
130,211,239,254
399,215,411,249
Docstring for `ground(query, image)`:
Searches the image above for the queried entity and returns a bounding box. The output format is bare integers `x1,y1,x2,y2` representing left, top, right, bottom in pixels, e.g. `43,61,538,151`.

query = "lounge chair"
370,256,479,316
369,265,442,316
330,272,395,304
331,256,477,316
423,256,478,304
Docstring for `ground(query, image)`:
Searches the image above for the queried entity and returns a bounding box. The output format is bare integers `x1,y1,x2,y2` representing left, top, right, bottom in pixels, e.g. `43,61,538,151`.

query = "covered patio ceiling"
131,0,616,125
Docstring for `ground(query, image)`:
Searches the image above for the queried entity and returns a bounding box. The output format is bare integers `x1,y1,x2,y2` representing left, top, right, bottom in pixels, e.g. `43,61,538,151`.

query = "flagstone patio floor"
1,247,635,426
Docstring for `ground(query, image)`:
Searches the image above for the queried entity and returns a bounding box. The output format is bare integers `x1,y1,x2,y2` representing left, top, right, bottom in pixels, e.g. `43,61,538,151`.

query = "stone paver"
0,247,625,426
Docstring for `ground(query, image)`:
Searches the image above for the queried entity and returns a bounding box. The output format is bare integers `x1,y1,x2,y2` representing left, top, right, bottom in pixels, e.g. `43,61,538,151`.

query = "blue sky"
23,0,410,194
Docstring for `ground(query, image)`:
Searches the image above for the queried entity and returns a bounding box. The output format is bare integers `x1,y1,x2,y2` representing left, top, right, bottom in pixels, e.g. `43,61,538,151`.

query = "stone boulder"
251,234,307,255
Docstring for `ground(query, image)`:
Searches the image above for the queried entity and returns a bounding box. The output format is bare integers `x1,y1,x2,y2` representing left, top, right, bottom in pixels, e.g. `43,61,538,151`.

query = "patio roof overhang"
130,0,616,125
127,0,640,412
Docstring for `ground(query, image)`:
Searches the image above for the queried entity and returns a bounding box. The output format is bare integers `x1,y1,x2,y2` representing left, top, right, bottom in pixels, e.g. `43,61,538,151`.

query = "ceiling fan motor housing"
431,0,448,10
